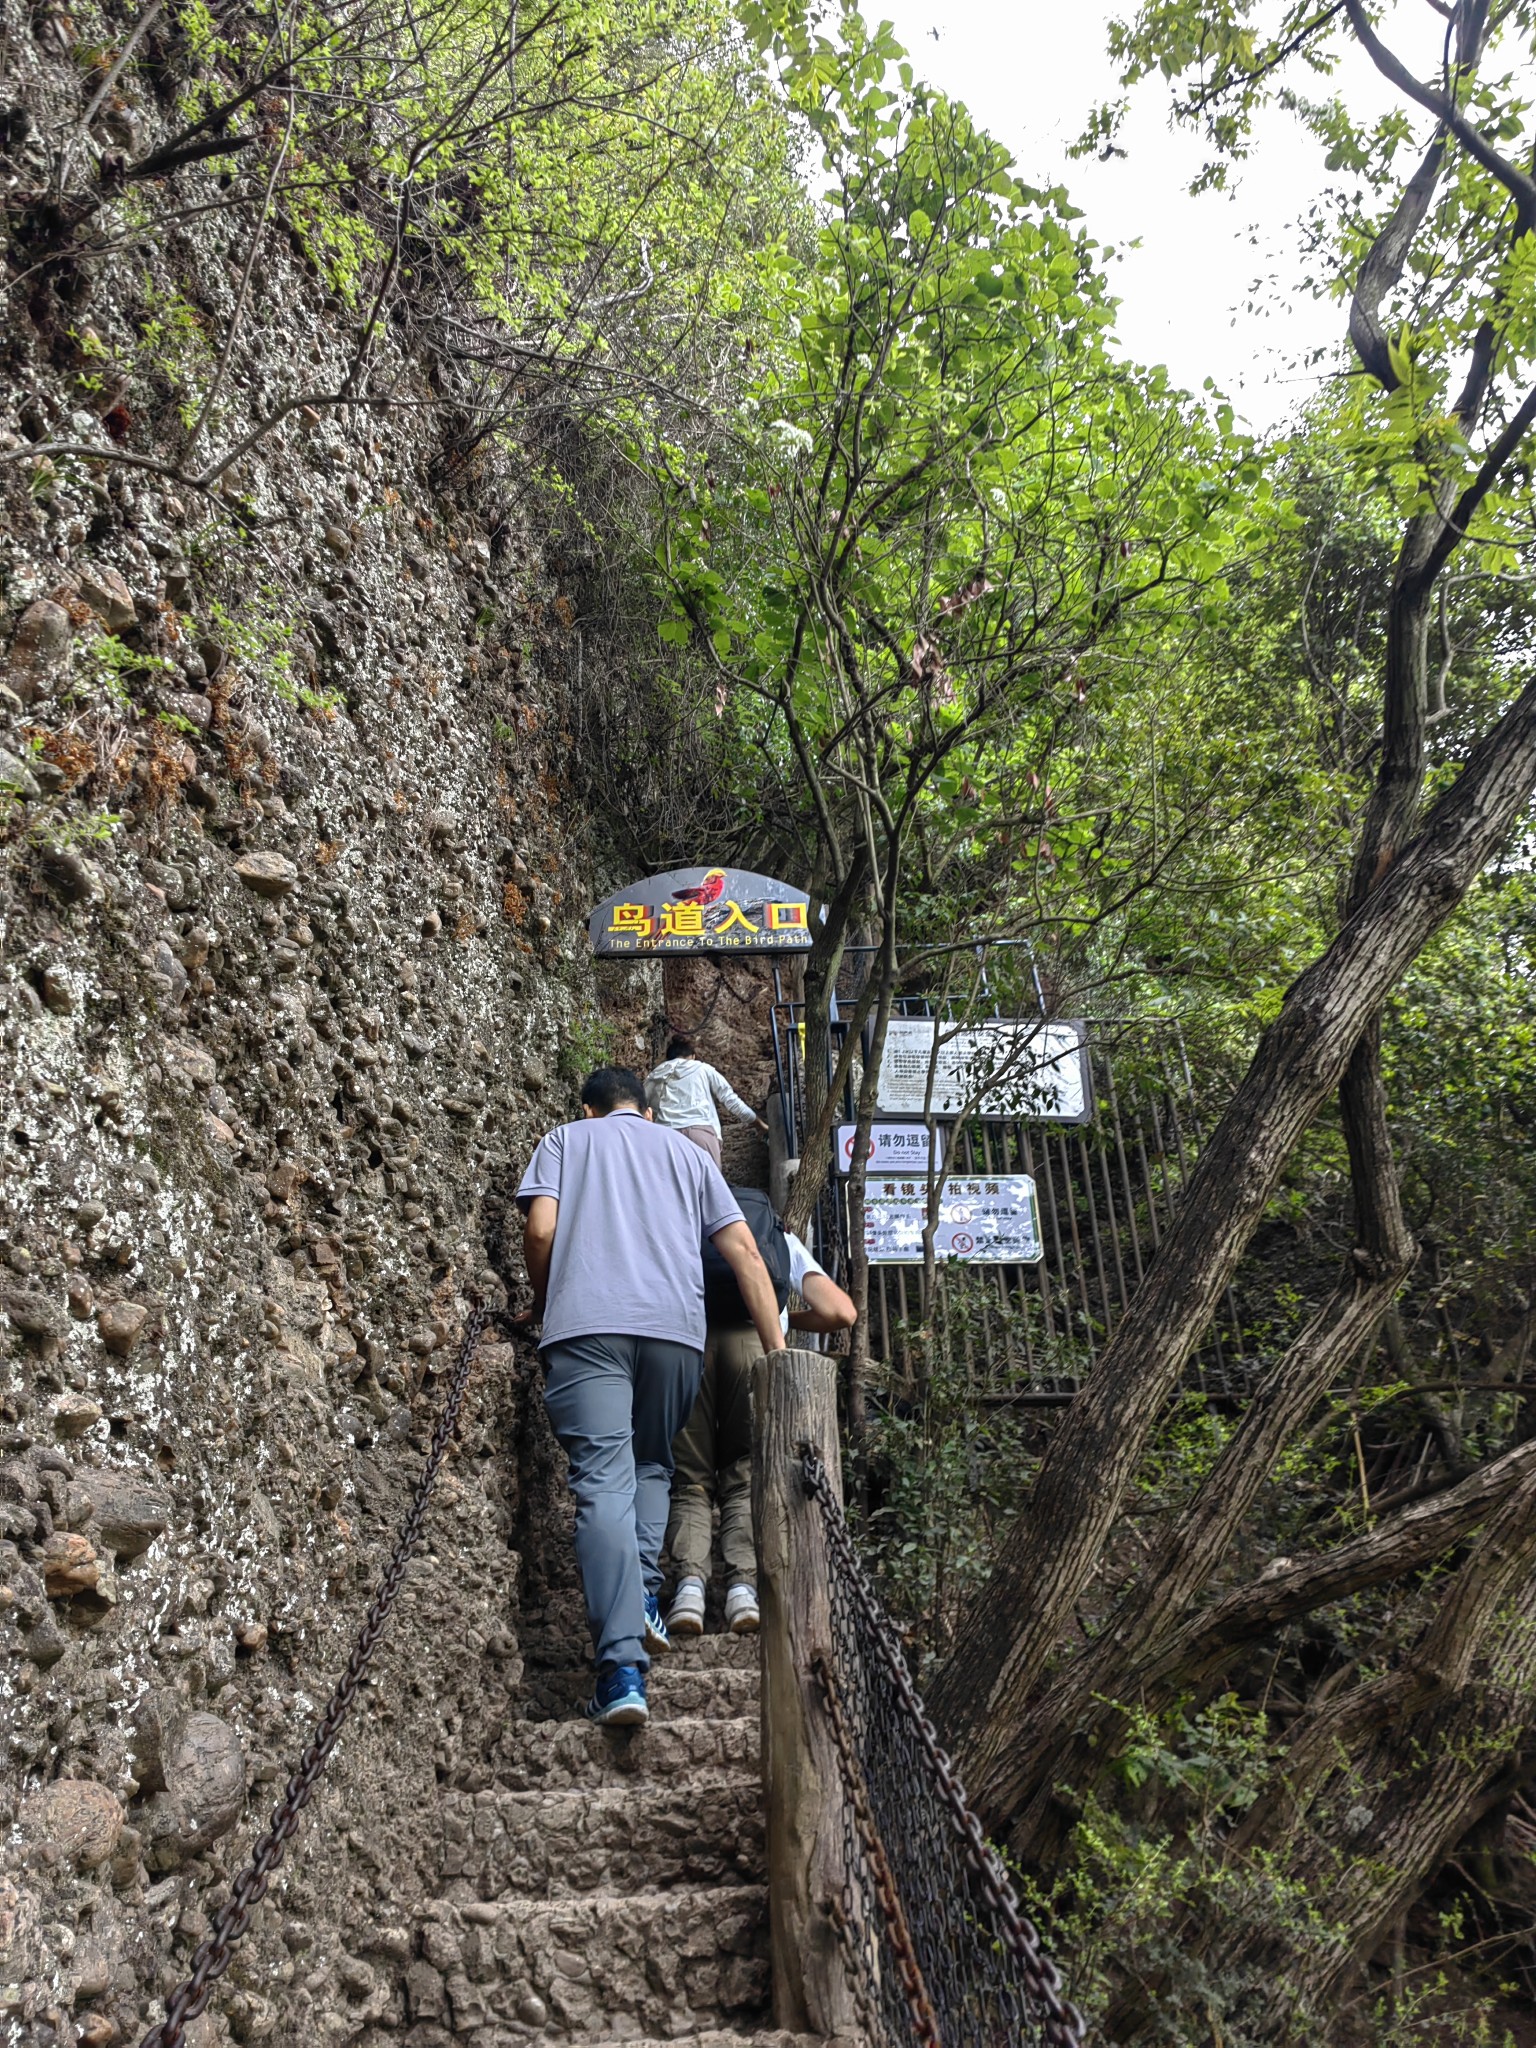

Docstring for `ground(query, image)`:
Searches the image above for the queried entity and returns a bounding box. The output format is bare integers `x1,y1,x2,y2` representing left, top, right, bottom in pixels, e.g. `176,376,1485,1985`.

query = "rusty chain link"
814,1649,945,2048
138,1294,496,2048
826,1891,882,2047
800,1440,1087,2048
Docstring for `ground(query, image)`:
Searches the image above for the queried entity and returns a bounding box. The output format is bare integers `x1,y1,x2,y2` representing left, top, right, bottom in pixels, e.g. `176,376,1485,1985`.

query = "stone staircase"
418,1599,821,2047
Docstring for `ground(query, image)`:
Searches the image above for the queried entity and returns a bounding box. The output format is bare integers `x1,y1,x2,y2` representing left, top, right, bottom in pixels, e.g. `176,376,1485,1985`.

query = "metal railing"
768,992,1248,1398
800,1441,1086,2047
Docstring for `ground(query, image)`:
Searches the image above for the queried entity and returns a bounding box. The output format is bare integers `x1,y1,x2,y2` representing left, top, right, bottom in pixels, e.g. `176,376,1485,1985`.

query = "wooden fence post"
753,1345,858,2038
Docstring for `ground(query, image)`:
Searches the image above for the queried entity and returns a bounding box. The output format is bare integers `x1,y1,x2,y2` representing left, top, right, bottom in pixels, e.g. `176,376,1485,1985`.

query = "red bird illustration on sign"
673,867,728,907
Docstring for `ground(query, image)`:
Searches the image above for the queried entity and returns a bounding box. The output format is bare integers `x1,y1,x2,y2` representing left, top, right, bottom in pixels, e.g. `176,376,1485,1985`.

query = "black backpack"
702,1185,792,1324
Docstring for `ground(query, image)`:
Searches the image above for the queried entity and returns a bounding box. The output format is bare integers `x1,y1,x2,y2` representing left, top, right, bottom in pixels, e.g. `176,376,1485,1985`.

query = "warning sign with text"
836,1123,935,1173
863,1175,1043,1265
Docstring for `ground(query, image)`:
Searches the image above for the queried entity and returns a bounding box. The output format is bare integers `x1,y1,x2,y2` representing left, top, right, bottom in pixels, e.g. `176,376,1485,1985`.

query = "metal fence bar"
895,1265,912,1389
1074,1128,1117,1340
1131,1099,1163,1252
1105,1066,1148,1287
1020,1125,1063,1355
1051,1130,1097,1353
982,1122,1035,1380
1087,1114,1132,1321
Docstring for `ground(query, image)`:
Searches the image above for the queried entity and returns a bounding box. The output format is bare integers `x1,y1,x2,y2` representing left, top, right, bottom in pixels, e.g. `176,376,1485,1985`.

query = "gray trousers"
542,1334,703,1672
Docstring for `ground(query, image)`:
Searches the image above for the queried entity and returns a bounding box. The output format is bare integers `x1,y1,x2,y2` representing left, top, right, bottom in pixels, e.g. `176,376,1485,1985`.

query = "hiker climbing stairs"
130,1337,1065,2048
417,1584,826,2045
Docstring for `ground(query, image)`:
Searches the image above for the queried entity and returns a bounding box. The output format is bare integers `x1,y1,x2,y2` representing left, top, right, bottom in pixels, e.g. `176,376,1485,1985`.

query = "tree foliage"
9,0,1536,2037
598,1,1536,2035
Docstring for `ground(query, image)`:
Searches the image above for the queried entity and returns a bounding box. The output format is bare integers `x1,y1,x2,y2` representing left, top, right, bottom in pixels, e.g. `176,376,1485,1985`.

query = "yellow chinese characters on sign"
661,901,704,939
589,868,814,955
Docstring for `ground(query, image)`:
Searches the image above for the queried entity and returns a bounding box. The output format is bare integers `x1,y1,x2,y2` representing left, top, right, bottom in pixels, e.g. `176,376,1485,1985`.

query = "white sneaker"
667,1577,706,1636
725,1583,760,1635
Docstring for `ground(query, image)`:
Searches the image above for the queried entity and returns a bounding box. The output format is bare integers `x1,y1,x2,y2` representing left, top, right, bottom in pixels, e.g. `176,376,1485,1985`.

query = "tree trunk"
782,967,879,1244
1001,1256,1412,1859
843,931,899,1438
1098,1465,1536,2041
928,671,1536,1824
1008,1436,1536,1864
1145,1434,1536,1699
791,850,870,1239
1188,1477,1536,2042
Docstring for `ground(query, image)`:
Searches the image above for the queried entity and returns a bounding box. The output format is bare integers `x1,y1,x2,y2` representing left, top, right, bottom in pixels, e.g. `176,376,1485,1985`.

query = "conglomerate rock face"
0,14,676,2044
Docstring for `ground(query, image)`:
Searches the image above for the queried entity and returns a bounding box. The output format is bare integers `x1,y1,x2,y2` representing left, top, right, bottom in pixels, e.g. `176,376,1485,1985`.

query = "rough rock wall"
0,17,665,2044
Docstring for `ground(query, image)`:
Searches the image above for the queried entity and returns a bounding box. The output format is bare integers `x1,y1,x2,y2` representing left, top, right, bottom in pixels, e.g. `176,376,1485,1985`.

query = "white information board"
836,1123,935,1173
864,1175,1043,1265
874,1019,1090,1122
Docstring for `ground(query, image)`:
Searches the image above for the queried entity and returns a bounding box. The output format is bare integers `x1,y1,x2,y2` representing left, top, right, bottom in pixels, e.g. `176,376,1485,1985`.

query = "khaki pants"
676,1124,723,1169
667,1323,763,1589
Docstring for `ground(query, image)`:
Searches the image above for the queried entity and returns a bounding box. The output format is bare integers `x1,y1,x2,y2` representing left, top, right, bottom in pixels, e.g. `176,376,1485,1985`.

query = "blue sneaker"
643,1594,671,1655
585,1663,648,1727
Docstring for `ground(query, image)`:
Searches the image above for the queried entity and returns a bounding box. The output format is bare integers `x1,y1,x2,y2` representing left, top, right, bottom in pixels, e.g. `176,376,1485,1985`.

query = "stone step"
486,1714,759,1792
415,1885,771,2040
671,1630,761,1669
520,1627,761,1674
519,1658,759,1721
439,1779,764,1897
583,2033,837,2048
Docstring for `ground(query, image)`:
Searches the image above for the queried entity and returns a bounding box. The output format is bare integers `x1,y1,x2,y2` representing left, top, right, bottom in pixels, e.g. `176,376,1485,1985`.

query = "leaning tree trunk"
926,671,1536,1826
997,1255,1415,1862
1102,1469,1536,2043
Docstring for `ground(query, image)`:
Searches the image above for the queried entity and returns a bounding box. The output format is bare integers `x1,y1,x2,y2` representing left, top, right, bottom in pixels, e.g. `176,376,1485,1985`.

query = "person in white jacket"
644,1033,768,1168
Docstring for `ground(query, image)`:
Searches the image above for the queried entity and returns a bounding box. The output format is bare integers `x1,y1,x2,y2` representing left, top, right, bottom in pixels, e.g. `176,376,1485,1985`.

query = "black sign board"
589,867,813,956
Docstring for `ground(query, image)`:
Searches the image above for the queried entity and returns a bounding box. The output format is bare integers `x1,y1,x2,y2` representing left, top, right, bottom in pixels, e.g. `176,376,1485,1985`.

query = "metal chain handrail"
814,1648,945,2048
138,1295,495,2048
800,1440,1087,2048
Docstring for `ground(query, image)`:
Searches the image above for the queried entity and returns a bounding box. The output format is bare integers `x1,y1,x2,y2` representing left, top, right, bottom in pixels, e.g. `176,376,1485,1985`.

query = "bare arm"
711,1220,784,1356
521,1195,558,1320
789,1269,857,1334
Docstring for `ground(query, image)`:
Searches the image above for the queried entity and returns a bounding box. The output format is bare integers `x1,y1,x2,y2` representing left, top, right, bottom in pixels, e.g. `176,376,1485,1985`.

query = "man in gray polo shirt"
516,1064,782,1726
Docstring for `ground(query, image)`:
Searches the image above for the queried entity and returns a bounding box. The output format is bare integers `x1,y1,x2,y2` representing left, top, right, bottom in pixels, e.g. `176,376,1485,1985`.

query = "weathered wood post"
753,1345,858,2038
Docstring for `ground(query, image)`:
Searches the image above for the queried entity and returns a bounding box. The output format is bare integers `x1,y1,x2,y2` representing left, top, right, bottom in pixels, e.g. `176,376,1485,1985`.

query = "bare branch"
55,0,166,194
187,60,298,455
1416,380,1536,594
1344,0,1536,230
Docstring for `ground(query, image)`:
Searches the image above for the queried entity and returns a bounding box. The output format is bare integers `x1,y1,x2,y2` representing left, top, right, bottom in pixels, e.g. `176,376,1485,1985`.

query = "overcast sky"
874,2,1444,433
